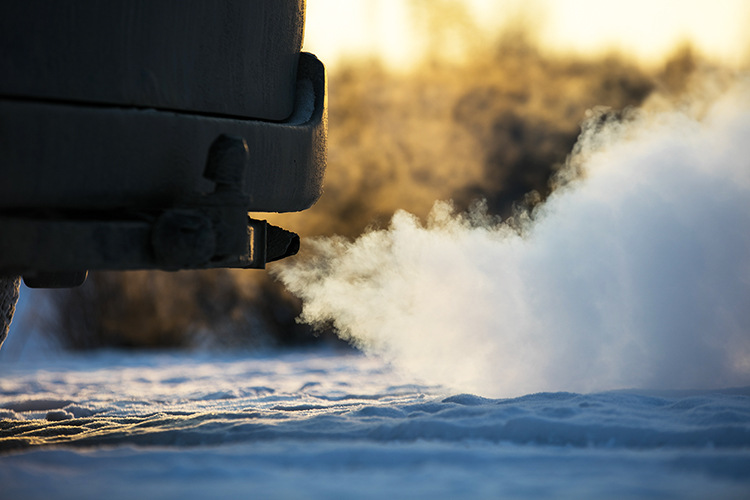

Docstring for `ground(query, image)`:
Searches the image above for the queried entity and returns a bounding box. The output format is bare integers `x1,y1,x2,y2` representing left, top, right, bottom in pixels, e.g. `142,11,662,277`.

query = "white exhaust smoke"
273,83,750,397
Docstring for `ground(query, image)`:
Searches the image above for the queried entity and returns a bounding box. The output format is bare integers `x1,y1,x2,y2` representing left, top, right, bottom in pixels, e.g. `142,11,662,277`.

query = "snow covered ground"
1,345,749,500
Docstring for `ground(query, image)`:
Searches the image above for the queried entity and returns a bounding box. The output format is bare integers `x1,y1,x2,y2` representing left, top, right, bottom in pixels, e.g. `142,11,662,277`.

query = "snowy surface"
1,348,749,500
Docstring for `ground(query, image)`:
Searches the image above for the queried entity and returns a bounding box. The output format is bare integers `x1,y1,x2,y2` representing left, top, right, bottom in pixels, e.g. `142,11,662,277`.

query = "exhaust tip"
266,224,300,263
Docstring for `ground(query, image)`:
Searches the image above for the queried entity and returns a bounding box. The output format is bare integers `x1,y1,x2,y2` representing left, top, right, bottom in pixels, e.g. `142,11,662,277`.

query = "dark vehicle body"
0,0,327,344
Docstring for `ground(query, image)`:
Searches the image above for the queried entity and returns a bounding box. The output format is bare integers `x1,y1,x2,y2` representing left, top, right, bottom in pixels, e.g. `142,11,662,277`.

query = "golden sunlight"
304,0,750,69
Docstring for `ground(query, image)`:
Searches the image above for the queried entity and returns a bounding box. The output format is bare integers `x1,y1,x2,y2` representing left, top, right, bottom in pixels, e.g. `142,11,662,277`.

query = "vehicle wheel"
1,275,21,350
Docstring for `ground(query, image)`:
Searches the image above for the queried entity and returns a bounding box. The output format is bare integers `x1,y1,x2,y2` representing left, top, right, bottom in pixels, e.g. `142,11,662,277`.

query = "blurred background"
10,0,750,353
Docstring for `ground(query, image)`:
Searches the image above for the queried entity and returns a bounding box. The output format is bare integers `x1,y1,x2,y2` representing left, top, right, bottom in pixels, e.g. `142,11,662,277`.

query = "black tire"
1,276,21,350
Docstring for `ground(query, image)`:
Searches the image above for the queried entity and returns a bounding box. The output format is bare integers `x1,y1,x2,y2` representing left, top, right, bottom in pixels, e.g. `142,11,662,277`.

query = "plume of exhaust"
273,83,750,397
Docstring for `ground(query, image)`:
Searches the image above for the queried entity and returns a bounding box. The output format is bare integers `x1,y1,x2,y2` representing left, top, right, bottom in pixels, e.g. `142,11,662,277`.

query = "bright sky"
304,0,750,69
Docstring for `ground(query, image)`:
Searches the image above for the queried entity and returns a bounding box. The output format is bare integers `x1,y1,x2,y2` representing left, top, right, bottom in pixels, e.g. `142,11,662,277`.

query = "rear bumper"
0,53,327,278
0,52,327,214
